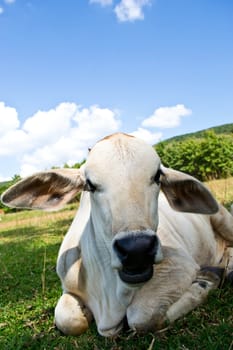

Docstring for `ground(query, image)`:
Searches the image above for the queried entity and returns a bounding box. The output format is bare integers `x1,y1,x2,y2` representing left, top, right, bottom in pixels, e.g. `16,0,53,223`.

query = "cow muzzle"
113,230,163,284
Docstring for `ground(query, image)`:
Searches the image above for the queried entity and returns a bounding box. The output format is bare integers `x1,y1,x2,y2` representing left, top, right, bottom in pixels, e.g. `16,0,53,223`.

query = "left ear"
160,166,219,214
1,168,85,211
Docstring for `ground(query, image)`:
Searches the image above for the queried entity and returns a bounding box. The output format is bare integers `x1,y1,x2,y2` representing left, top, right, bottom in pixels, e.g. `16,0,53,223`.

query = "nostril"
113,231,160,283
114,240,128,261
113,234,158,266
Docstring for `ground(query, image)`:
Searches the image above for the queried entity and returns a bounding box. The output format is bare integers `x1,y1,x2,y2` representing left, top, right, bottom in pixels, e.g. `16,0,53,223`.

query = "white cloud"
0,102,20,136
89,0,113,6
0,102,78,156
4,0,16,4
17,103,121,177
23,102,77,145
73,105,120,141
0,7,4,14
0,130,29,156
20,138,86,177
114,0,150,22
142,104,192,129
0,101,190,178
131,127,162,144
89,0,151,22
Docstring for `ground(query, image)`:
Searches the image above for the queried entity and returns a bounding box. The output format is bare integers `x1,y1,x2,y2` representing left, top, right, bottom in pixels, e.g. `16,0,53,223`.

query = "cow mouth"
118,265,153,284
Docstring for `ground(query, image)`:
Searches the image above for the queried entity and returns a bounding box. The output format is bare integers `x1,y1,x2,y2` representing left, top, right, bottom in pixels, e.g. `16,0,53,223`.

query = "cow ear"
1,169,85,211
160,166,219,214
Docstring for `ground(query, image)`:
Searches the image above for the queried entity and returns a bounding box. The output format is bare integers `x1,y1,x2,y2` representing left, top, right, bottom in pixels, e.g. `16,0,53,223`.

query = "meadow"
0,178,233,350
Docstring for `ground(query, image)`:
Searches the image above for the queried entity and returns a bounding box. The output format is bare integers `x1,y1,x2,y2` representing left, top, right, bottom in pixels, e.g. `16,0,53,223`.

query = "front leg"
126,249,199,332
126,257,222,333
166,267,221,323
55,293,93,335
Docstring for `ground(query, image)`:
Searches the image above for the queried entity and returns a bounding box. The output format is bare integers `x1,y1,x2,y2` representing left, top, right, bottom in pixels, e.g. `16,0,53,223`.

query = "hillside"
155,123,233,181
157,123,233,145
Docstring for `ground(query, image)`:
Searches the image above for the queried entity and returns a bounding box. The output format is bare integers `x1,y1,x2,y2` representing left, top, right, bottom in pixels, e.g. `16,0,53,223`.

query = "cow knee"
55,293,92,336
127,306,166,333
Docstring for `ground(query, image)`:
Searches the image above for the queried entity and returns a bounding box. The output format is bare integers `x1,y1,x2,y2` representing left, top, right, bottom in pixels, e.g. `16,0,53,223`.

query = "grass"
205,177,233,210
0,181,233,350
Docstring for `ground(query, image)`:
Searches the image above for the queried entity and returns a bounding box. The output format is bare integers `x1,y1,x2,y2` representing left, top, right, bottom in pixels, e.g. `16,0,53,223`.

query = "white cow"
2,133,233,337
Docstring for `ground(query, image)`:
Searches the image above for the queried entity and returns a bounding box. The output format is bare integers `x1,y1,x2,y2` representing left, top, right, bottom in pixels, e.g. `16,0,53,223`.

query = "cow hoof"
54,294,92,336
200,266,225,280
199,266,224,288
226,271,233,285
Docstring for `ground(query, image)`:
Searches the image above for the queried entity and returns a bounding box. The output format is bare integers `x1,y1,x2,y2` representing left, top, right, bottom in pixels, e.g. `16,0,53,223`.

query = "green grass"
0,204,233,349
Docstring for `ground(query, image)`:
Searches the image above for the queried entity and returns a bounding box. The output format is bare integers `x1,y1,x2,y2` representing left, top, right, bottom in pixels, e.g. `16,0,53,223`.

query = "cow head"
1,133,218,285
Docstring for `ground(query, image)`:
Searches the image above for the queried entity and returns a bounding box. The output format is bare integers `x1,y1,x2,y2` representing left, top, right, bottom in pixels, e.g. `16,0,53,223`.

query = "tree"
156,131,233,181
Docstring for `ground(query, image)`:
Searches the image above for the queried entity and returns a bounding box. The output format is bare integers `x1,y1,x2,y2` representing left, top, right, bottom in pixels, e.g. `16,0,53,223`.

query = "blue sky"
0,0,232,180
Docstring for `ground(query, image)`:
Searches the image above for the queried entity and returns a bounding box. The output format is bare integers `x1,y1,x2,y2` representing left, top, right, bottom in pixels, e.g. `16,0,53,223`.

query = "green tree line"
156,130,233,181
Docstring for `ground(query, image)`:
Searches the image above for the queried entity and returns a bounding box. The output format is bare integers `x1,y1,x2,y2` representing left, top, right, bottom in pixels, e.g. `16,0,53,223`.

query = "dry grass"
206,177,233,208
0,207,76,233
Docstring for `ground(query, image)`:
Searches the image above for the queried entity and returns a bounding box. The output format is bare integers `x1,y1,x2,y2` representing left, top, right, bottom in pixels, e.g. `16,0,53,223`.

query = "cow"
1,133,233,337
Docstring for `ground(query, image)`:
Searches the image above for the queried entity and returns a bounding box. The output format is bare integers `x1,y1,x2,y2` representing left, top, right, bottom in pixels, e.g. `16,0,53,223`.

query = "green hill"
158,123,233,144
155,123,233,181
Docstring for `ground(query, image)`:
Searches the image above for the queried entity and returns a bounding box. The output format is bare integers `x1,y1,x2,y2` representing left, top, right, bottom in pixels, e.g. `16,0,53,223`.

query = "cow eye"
153,169,162,185
84,179,97,193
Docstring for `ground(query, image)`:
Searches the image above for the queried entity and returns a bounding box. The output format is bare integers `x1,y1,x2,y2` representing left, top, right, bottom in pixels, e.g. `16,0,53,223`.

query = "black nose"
113,233,158,270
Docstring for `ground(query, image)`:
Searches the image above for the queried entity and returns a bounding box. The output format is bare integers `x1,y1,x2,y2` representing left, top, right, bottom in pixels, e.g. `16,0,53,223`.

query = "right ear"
1,168,85,211
160,166,219,214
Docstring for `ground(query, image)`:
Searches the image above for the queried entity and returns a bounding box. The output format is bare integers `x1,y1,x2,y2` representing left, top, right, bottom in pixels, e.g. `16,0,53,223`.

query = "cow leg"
166,267,221,324
54,293,92,335
126,248,226,333
165,205,233,325
126,250,200,332
167,248,233,325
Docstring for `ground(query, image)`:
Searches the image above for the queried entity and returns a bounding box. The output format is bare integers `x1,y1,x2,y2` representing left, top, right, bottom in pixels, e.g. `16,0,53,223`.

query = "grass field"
0,179,233,350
